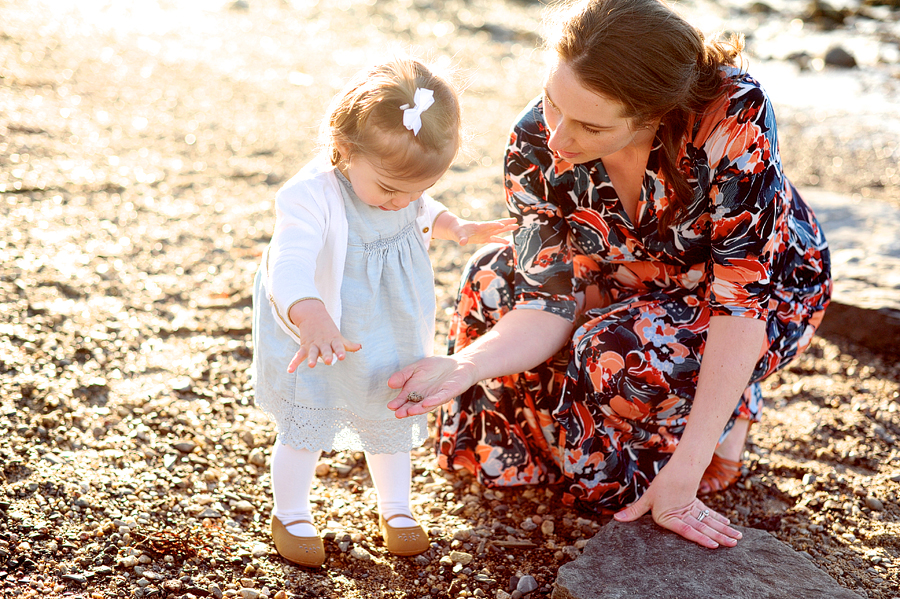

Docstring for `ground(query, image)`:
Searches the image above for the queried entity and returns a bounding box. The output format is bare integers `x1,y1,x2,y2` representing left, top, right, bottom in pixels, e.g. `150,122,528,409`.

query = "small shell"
406,391,425,403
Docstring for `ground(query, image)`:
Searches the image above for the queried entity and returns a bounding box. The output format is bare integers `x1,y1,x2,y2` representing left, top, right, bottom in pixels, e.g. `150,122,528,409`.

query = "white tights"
271,442,417,537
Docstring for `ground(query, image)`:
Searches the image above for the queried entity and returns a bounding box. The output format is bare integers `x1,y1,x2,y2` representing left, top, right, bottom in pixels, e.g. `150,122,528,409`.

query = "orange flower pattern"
437,72,831,511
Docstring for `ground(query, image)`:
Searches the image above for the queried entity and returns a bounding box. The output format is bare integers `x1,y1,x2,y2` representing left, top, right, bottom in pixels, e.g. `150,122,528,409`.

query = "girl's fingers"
306,345,320,368
287,348,307,373
318,344,335,366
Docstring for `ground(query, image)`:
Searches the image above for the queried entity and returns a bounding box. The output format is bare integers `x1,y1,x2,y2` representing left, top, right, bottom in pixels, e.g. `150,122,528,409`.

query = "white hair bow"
399,87,435,136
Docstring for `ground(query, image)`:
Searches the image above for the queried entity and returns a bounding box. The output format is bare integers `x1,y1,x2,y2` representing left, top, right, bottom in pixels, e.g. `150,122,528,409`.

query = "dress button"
422,227,429,233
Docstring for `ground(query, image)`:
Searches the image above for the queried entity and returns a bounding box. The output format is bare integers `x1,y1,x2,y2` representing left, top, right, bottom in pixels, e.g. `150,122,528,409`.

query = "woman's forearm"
454,308,574,382
666,314,767,483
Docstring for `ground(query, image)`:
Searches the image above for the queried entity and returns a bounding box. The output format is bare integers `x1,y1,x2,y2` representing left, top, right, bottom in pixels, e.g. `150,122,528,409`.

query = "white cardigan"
261,155,448,346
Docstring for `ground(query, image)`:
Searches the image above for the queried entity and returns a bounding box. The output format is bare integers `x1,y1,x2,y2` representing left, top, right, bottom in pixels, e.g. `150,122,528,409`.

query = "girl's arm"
431,210,518,246
387,307,572,417
614,314,764,548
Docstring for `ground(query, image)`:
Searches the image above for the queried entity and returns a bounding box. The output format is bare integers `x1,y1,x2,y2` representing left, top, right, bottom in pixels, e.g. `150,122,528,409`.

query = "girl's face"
541,59,656,164
337,147,444,211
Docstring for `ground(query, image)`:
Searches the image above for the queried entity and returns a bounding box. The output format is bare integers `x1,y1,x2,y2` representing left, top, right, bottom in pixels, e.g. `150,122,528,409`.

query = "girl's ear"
335,141,353,163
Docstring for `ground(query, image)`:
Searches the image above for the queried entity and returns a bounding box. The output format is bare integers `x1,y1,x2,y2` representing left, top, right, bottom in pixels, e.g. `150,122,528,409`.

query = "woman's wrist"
451,354,481,391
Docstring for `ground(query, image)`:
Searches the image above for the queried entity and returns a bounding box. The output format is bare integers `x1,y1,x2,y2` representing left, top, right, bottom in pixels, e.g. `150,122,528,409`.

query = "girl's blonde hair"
322,58,461,180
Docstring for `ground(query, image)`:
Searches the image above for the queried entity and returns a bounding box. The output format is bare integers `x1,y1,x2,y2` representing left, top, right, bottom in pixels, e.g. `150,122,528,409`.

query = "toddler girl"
251,57,515,567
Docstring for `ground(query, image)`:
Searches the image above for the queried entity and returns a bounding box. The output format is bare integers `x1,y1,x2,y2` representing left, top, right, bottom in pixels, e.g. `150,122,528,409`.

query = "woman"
388,0,831,548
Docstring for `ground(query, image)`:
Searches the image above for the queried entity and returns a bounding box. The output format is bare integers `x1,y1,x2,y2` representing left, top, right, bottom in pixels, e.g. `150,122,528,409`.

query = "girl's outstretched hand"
287,300,361,372
386,355,477,418
447,217,517,246
613,460,743,549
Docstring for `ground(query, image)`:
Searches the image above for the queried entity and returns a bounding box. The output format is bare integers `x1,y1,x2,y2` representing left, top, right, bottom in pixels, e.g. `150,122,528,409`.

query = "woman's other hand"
612,462,743,549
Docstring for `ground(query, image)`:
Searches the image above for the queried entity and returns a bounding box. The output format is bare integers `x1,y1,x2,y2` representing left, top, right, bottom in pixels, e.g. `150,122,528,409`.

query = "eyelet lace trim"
256,376,429,453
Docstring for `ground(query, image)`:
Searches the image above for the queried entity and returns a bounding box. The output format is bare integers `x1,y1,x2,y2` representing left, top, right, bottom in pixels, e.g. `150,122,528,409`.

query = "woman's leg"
271,441,321,536
437,243,569,487
365,451,417,528
558,298,710,510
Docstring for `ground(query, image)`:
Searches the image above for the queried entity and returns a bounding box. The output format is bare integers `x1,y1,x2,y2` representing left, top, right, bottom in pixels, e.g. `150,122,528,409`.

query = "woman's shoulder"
510,96,552,147
691,68,775,147
721,68,773,115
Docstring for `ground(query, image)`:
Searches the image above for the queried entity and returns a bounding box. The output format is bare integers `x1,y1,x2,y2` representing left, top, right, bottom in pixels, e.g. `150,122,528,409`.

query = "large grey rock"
802,188,900,357
552,517,862,599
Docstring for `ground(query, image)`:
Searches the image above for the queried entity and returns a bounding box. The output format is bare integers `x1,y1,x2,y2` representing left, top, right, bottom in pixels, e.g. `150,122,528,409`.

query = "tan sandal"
271,516,325,567
379,513,430,556
698,453,742,495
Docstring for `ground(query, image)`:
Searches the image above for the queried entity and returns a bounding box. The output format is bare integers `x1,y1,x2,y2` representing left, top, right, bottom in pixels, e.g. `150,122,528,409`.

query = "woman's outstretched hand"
613,463,742,549
386,355,477,418
446,217,518,246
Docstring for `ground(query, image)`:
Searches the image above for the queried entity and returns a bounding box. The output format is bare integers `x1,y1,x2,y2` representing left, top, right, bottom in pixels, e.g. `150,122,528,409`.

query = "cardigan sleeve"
264,179,330,341
417,194,448,248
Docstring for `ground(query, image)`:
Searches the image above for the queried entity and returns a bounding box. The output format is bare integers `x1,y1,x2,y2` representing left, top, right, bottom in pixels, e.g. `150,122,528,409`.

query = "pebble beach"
1,0,899,598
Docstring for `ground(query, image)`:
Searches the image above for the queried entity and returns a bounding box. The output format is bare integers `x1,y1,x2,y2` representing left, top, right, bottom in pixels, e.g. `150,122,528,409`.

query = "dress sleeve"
702,80,784,320
504,110,577,322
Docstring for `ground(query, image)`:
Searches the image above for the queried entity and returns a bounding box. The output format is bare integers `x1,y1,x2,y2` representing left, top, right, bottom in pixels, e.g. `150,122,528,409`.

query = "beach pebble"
517,575,538,594
541,520,555,536
865,497,884,511
350,546,374,561
248,449,267,467
824,46,857,68
234,500,255,514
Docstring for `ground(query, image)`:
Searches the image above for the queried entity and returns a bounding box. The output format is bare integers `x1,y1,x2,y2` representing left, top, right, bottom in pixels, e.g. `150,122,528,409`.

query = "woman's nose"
547,120,571,153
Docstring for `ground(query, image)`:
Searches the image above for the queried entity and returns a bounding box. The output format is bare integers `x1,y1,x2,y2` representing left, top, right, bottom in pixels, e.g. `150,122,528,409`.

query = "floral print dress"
436,70,832,511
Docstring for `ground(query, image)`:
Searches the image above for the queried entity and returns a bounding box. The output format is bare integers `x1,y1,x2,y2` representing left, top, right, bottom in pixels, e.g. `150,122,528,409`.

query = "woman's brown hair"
322,57,461,180
545,0,744,231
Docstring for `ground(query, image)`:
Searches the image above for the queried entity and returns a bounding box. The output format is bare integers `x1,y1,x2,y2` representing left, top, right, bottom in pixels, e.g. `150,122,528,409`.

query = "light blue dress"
252,171,432,453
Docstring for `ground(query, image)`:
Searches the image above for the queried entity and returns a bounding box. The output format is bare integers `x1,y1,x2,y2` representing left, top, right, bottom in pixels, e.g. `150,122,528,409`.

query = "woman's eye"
581,125,602,135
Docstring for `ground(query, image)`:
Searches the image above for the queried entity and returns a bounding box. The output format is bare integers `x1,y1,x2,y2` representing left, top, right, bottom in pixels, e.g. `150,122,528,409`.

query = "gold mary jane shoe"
271,516,325,567
380,513,430,556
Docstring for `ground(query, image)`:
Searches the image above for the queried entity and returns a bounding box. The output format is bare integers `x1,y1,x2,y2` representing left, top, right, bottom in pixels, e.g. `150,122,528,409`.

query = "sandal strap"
383,513,418,525
282,519,315,527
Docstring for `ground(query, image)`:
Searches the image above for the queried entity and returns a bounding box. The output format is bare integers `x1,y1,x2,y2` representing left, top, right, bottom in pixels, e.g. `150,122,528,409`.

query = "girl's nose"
395,194,415,208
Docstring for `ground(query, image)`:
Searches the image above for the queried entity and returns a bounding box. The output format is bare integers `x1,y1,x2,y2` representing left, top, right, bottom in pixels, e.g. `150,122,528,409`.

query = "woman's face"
542,59,655,164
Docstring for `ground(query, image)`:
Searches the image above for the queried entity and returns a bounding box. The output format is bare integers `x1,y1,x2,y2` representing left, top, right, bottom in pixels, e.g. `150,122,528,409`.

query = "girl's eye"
380,187,396,195
581,125,603,135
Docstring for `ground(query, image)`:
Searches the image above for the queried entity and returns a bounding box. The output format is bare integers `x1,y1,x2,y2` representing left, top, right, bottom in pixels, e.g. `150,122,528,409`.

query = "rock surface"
803,188,900,356
553,517,863,599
